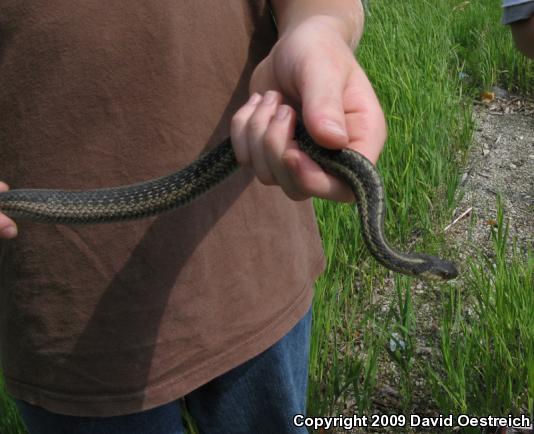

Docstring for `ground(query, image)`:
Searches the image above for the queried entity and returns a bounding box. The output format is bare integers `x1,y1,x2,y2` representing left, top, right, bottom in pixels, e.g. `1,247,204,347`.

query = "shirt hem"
5,254,324,417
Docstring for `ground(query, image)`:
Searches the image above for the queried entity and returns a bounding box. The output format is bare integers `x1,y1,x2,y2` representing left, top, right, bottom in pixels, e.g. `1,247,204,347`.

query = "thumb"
298,64,349,149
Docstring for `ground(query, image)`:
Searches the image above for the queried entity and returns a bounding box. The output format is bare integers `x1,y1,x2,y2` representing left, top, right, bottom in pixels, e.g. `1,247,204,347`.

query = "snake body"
0,121,458,280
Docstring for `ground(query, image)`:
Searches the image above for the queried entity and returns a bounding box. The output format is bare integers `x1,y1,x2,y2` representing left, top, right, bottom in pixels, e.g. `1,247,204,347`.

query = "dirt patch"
449,94,534,255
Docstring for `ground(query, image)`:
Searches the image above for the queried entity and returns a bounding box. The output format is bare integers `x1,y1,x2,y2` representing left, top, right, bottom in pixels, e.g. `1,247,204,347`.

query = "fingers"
231,91,354,202
294,50,385,166
282,150,355,202
247,91,283,185
231,93,261,164
345,108,386,166
260,101,350,201
297,57,350,150
342,64,387,165
232,91,298,188
296,58,385,177
0,182,18,239
263,104,309,200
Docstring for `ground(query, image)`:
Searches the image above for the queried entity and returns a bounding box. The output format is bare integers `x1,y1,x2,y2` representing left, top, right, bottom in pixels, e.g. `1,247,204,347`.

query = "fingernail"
264,91,277,104
249,93,261,105
321,120,347,138
1,226,17,238
275,105,289,120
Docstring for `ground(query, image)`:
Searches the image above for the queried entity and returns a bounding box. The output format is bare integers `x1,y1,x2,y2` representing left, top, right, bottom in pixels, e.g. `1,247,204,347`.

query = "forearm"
270,0,364,49
511,15,534,58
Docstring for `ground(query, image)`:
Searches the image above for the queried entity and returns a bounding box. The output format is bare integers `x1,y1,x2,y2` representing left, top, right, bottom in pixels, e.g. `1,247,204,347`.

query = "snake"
0,120,458,280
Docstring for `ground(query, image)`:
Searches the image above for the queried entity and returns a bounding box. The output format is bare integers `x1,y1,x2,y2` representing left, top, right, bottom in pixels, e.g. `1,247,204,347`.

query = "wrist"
307,14,364,50
271,2,364,50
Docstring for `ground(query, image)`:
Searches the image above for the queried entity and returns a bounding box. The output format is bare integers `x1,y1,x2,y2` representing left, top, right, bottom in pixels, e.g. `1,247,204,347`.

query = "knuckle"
231,110,247,130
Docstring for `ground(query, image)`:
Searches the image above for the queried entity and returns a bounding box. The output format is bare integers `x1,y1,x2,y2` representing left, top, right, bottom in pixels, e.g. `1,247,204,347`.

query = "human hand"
0,182,18,238
231,15,387,202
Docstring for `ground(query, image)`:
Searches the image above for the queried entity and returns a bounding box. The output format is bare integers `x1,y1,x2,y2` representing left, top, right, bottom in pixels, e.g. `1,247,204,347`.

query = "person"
502,0,534,58
0,1,386,433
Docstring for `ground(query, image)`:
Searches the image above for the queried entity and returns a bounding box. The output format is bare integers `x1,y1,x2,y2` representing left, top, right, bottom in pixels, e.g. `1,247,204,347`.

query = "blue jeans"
14,306,312,434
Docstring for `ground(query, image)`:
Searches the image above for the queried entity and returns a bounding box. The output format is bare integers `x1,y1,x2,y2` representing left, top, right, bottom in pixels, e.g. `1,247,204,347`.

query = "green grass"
451,0,534,95
1,0,533,432
308,0,534,429
309,0,470,417
428,199,533,431
0,375,26,434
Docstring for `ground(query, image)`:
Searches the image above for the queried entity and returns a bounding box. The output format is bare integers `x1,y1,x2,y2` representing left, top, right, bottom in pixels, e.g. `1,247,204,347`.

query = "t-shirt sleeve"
502,0,534,24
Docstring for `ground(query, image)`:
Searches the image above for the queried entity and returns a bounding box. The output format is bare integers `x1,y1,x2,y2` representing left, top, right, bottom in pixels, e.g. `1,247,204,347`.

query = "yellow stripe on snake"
0,120,458,280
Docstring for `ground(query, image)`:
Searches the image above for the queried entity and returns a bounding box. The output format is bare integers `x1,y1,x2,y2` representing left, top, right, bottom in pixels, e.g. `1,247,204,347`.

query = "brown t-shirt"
0,0,325,417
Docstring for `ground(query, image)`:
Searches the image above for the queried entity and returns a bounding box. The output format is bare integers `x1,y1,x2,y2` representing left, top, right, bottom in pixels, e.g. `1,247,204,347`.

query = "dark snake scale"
0,120,458,280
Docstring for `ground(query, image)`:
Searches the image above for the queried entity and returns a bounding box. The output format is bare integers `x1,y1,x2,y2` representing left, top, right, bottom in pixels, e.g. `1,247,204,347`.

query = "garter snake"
0,120,458,280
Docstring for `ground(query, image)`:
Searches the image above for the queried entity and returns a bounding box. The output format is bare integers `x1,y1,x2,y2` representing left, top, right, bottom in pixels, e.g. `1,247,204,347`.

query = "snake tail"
0,139,239,224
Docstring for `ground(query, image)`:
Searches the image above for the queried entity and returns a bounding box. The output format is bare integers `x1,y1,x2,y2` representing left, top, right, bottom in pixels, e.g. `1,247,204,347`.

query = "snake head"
417,255,459,281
